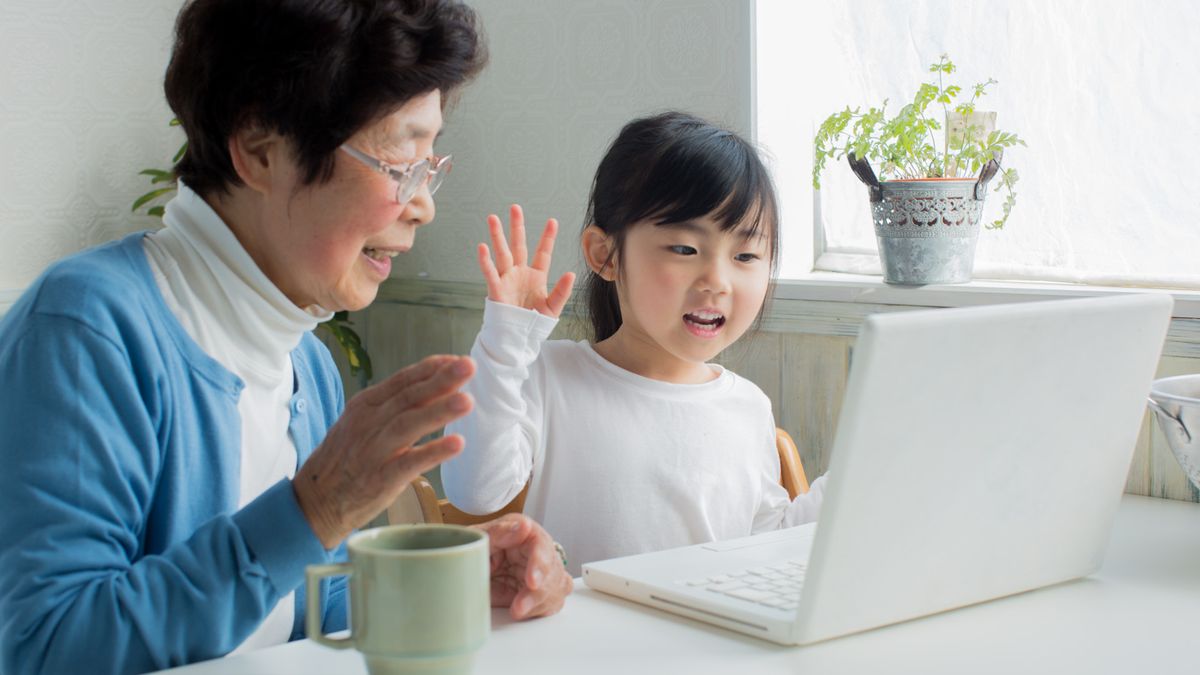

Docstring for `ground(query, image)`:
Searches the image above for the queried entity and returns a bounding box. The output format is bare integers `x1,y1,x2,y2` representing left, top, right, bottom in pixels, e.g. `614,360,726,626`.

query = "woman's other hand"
293,354,475,549
475,513,573,619
478,204,575,318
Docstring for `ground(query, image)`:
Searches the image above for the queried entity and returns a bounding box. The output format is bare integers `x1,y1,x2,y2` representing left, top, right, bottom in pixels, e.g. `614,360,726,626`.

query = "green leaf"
318,318,373,380
139,169,177,185
131,187,177,213
172,142,188,164
812,54,1022,188
147,206,165,217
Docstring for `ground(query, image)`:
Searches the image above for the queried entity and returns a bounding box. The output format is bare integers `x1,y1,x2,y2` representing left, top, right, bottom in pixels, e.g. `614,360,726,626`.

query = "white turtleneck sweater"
143,184,332,653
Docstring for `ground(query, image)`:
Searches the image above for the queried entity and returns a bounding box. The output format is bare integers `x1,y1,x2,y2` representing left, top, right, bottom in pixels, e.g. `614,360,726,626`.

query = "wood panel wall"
320,279,1200,504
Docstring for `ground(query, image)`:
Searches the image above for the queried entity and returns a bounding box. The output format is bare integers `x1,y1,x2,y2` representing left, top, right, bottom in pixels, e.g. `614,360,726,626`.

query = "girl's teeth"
685,313,725,327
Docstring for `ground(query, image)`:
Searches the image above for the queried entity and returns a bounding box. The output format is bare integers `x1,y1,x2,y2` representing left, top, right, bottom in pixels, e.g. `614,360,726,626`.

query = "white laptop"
583,293,1174,645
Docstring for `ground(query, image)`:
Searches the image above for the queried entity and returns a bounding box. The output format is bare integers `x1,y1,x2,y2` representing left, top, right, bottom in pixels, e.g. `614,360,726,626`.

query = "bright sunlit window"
756,0,1200,289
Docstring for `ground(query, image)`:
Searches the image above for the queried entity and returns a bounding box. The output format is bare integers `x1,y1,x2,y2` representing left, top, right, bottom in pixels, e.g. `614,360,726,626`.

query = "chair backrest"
385,474,443,525
776,427,809,499
389,427,809,525
437,482,528,525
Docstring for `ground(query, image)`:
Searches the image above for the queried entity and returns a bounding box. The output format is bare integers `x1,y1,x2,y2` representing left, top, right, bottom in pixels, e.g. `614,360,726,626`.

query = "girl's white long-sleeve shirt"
442,300,825,576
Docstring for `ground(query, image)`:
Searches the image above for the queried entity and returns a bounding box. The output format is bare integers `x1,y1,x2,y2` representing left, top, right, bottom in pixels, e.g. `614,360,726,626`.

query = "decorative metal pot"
848,155,999,285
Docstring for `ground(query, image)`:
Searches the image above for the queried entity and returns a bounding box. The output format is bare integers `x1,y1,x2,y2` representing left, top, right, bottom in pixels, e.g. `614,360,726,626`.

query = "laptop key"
724,588,776,602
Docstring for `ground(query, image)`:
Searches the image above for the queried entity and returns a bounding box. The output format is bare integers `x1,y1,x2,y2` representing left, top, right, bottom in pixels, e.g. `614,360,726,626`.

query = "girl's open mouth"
683,311,726,337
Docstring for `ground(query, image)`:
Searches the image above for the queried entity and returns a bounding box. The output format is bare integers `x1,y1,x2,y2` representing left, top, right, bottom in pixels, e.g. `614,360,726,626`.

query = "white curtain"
758,0,1200,289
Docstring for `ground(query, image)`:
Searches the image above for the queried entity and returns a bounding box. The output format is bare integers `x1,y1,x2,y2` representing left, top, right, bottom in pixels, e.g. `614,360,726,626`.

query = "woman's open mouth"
361,247,400,276
683,310,726,338
363,247,402,261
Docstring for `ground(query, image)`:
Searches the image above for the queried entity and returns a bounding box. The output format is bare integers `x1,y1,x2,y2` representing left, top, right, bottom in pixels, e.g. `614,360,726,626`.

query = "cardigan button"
294,399,307,414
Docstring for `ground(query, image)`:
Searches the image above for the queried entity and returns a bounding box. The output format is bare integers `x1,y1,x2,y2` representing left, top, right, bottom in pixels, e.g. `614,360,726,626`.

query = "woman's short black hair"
164,0,487,197
582,111,781,342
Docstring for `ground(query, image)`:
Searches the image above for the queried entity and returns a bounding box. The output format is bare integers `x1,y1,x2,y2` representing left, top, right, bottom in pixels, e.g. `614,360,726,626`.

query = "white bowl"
1148,374,1200,492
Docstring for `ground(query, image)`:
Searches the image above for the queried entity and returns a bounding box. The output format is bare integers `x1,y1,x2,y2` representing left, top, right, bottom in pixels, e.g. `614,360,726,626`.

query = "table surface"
157,495,1200,675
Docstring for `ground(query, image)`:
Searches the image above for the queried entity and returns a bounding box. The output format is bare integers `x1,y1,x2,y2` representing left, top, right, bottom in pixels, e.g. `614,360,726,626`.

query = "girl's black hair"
164,0,487,198
581,111,780,341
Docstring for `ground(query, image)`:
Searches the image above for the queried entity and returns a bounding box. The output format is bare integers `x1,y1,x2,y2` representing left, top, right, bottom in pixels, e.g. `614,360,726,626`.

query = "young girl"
442,112,825,575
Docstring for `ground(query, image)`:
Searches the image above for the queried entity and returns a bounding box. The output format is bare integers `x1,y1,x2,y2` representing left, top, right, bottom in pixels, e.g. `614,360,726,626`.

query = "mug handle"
306,562,354,649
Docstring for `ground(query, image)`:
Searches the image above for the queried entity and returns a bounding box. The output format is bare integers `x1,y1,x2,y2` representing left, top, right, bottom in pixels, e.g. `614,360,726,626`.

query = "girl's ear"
581,224,617,281
227,125,286,195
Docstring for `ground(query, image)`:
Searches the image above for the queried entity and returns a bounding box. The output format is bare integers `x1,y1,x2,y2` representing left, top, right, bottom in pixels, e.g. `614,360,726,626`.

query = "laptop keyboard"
678,559,807,610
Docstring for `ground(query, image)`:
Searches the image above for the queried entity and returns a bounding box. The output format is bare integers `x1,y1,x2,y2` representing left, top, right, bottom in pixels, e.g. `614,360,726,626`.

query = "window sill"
774,272,1200,320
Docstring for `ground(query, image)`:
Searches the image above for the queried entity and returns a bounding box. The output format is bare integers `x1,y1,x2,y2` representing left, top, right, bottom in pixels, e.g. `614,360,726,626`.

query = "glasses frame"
339,144,452,205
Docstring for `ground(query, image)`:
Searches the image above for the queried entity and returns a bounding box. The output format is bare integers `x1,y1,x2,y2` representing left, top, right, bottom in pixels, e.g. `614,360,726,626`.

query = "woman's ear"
581,225,617,281
227,125,285,195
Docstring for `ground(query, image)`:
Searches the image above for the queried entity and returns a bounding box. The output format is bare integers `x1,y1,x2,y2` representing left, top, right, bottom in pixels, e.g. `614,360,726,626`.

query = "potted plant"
133,120,373,385
812,54,1025,285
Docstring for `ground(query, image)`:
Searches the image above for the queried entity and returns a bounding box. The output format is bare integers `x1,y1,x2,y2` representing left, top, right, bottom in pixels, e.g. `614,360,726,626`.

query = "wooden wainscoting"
318,279,1200,504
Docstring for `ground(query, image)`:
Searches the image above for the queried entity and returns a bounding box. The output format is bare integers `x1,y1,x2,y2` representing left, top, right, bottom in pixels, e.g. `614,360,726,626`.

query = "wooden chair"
387,427,808,525
385,476,443,525
775,427,810,499
387,476,528,526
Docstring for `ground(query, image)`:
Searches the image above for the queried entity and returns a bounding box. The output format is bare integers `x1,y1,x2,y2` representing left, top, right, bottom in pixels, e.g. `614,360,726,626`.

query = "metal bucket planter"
848,154,999,285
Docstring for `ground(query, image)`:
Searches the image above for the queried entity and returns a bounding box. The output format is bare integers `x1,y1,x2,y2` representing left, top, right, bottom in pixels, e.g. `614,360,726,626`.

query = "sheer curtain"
757,0,1200,289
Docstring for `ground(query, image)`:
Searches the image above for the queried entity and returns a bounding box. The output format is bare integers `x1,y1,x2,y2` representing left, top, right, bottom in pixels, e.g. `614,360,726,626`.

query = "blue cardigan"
0,234,348,675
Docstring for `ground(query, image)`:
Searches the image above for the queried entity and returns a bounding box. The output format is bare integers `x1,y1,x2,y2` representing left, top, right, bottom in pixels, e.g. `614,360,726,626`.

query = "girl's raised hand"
479,204,576,318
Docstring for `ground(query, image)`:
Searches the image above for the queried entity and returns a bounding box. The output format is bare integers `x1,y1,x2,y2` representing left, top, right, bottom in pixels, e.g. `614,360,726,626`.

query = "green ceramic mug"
306,524,490,675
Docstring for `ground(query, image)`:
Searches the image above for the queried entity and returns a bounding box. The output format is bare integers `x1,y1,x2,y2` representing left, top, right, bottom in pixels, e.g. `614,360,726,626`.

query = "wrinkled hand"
294,355,476,549
478,204,575,318
473,514,573,620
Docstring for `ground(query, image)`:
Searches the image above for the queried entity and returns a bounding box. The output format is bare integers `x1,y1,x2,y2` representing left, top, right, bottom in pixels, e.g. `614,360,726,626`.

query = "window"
756,0,1200,291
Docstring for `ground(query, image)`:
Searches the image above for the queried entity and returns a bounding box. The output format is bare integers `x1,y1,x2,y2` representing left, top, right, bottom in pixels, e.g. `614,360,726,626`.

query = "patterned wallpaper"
395,0,754,284
0,0,186,292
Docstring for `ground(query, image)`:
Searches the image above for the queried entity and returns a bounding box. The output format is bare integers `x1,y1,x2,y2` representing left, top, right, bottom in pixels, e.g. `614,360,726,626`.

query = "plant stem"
954,92,981,177
938,67,949,177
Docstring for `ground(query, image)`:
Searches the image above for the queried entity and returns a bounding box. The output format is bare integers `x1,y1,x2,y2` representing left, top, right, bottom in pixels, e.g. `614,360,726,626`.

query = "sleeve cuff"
482,298,558,340
232,479,333,596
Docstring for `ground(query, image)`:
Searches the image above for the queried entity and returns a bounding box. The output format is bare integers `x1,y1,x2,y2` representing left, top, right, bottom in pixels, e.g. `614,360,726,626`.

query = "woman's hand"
474,513,573,619
478,204,575,318
293,354,476,549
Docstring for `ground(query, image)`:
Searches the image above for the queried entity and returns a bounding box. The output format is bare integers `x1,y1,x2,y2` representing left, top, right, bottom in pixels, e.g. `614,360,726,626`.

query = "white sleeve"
441,299,558,514
782,474,827,527
750,404,828,531
750,407,792,533
753,472,829,531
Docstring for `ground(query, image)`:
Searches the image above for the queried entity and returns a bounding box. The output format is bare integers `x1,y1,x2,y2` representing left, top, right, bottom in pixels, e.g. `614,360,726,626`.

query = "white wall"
0,0,185,293
397,0,755,284
0,1,752,292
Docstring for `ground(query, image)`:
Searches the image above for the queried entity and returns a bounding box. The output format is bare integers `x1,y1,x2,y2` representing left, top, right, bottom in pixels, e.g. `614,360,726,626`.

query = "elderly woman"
0,1,572,673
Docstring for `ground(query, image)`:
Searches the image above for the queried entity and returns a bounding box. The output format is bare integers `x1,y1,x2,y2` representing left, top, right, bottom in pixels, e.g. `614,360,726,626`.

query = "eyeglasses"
339,144,453,205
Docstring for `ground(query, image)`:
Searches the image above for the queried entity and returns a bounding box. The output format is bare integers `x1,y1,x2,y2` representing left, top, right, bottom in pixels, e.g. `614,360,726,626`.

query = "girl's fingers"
478,243,503,299
487,214,513,273
531,218,558,271
545,272,576,317
508,204,528,268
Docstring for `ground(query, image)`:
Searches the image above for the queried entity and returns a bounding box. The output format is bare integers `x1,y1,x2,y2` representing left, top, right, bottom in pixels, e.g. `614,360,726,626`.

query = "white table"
158,495,1200,675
